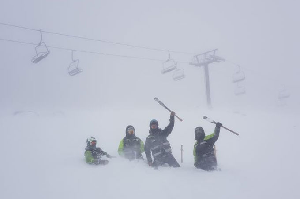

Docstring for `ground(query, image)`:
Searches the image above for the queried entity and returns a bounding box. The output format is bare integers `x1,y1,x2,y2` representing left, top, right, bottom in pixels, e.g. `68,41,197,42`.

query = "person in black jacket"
145,112,180,168
193,122,222,171
118,125,145,160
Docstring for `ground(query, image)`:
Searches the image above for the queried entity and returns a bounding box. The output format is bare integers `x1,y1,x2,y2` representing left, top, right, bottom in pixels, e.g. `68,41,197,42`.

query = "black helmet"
195,127,205,141
150,119,158,128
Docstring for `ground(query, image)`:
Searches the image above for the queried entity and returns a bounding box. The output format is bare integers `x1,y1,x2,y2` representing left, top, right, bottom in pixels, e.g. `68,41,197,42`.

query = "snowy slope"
1,108,299,199
1,1,300,198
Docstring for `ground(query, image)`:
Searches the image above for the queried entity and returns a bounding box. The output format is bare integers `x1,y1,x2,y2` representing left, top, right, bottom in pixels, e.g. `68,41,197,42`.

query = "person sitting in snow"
118,125,145,160
85,137,112,165
193,122,222,171
145,111,180,168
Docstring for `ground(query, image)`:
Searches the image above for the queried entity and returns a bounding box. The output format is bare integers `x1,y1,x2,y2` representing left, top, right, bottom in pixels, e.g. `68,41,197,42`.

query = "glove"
96,148,102,152
216,122,222,128
106,154,112,158
170,111,175,116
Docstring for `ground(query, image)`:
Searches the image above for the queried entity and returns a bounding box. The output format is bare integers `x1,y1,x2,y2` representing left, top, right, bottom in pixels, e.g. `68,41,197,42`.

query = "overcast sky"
0,0,299,113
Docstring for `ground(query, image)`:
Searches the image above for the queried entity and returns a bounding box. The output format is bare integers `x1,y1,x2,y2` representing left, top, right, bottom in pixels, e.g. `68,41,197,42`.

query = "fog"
0,0,299,113
0,1,300,199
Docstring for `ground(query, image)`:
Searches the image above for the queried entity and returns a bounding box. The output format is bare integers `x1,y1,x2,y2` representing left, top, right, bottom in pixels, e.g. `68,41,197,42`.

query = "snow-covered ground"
1,108,299,199
1,1,300,198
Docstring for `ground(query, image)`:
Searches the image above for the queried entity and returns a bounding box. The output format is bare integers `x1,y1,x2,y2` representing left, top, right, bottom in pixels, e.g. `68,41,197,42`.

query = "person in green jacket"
118,125,145,160
193,122,222,171
85,137,112,165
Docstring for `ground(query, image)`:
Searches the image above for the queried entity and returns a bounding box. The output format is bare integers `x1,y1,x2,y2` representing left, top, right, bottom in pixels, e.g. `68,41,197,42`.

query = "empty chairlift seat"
31,42,50,63
161,59,177,74
13,110,39,117
68,51,82,76
278,90,290,99
31,30,50,63
234,84,246,95
173,69,185,81
232,71,245,83
68,59,82,76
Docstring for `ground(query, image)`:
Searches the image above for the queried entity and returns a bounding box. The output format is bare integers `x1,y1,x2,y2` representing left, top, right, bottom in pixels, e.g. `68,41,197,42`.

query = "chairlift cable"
0,22,298,90
2,36,292,90
0,22,195,55
0,37,166,62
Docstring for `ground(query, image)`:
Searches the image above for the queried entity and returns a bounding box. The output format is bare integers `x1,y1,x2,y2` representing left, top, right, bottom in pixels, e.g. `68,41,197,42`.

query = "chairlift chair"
31,30,50,63
68,59,82,76
161,59,177,74
232,71,245,83
278,90,290,99
161,53,177,74
232,65,245,83
13,110,39,117
173,69,185,81
32,42,50,63
68,51,82,76
234,85,246,95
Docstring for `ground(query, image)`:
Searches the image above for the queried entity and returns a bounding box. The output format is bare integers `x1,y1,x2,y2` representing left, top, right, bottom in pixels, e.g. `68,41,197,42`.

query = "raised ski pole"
203,116,239,136
154,98,183,122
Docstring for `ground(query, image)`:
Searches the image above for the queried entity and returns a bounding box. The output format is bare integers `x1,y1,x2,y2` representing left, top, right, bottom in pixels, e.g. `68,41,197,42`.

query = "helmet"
86,137,97,146
195,127,205,141
150,119,158,128
126,125,135,137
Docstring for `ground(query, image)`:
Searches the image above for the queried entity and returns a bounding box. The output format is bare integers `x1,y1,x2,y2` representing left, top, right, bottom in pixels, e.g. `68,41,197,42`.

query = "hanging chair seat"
31,42,50,64
173,69,185,81
232,72,245,83
162,59,177,74
234,86,246,95
32,51,49,63
68,60,82,76
278,90,290,99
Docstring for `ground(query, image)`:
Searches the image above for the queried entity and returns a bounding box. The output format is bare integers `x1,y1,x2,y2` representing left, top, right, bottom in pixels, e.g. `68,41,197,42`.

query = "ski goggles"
127,127,135,134
150,124,158,129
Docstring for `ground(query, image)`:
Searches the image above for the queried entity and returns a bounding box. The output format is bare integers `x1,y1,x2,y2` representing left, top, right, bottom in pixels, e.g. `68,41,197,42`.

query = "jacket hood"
126,125,135,138
195,127,205,141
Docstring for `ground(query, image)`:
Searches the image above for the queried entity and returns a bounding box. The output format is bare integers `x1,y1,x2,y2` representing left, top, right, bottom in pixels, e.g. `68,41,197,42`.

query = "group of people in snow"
84,112,222,171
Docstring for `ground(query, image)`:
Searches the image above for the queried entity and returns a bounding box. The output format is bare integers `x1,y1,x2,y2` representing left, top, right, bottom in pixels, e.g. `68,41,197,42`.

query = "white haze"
0,0,300,199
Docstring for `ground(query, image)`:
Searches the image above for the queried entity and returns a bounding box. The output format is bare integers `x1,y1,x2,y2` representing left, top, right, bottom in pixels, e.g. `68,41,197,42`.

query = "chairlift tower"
190,49,225,108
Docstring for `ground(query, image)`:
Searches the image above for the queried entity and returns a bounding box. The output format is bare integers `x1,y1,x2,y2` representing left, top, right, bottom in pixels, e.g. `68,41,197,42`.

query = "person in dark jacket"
193,122,222,171
118,125,145,160
145,112,180,168
85,137,112,165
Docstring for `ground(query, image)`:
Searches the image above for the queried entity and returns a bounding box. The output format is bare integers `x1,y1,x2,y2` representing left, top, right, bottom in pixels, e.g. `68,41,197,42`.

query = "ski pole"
180,145,183,163
203,116,239,136
154,98,183,122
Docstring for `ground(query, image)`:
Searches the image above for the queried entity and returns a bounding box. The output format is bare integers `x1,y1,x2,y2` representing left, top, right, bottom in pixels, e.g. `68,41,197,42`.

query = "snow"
1,1,300,198
1,108,299,199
